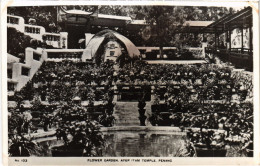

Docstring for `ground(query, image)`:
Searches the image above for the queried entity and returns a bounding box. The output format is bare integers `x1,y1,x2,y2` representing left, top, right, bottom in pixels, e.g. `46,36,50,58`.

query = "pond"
36,131,187,157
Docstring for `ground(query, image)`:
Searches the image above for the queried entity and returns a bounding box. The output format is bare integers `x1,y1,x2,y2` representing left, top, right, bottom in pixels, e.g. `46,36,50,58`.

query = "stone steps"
113,102,139,126
113,102,152,126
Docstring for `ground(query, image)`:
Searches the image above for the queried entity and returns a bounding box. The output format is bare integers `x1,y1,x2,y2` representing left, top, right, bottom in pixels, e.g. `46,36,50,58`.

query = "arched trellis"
82,29,140,62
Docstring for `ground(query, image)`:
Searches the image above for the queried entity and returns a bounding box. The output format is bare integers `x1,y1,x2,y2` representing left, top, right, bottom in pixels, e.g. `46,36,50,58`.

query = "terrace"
201,7,253,71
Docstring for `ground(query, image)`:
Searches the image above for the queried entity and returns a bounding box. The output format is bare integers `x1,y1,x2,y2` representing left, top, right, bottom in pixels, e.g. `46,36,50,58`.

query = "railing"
45,34,60,41
24,26,42,34
7,15,25,32
206,47,252,55
230,48,252,54
44,33,61,48
7,16,19,24
45,49,84,61
24,24,46,42
187,47,203,59
7,15,68,48
8,48,45,91
8,82,15,91
205,47,253,71
138,47,206,60
48,52,82,59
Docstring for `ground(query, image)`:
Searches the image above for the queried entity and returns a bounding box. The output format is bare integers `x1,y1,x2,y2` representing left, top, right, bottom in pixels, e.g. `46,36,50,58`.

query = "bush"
54,120,104,156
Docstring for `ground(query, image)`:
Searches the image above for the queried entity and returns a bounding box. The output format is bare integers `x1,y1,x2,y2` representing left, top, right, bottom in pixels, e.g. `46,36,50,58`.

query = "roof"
130,20,147,25
172,21,214,33
97,14,132,21
65,9,132,21
65,10,92,15
201,7,252,33
184,21,213,27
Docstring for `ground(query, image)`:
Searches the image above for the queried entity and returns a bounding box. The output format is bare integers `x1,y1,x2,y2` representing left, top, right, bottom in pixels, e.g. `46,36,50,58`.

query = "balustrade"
205,46,253,71
46,35,60,41
45,34,61,48
7,16,19,24
47,52,82,59
25,26,41,34
8,82,15,91
8,15,67,49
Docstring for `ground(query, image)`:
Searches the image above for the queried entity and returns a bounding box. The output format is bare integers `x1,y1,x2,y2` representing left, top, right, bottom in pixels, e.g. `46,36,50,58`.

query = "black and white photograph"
2,0,259,165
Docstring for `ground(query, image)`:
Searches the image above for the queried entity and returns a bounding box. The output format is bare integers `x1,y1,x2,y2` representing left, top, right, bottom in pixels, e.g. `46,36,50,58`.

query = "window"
36,28,40,34
110,51,115,56
8,82,15,91
7,69,12,79
21,67,30,76
25,27,29,33
7,16,19,24
33,52,41,61
110,44,115,48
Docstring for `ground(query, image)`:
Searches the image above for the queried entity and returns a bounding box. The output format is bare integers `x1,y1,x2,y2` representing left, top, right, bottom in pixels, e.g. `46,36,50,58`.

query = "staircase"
113,102,151,126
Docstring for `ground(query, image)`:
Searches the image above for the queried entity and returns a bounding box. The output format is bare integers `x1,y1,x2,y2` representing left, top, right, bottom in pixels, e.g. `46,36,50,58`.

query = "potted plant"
51,120,104,156
187,130,227,157
98,112,115,127
9,134,40,156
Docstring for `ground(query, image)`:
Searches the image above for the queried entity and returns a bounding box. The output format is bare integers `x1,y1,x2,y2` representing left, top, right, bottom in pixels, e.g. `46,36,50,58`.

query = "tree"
144,6,187,57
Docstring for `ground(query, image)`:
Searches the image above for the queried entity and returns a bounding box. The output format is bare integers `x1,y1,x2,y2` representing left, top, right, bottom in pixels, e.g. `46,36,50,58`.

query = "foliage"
8,6,58,32
55,120,105,156
7,27,32,58
98,114,115,127
9,135,40,157
148,112,163,126
144,6,186,54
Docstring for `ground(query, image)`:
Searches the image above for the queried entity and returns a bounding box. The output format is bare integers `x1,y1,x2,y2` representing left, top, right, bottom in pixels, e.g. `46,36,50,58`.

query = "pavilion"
201,7,253,71
58,7,213,49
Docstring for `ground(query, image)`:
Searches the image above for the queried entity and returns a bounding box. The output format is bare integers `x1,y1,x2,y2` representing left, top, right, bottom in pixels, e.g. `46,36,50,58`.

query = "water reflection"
37,131,186,157
102,132,186,157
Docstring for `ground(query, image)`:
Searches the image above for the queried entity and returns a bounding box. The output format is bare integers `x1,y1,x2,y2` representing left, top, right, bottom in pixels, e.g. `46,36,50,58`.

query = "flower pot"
139,115,147,126
138,109,146,117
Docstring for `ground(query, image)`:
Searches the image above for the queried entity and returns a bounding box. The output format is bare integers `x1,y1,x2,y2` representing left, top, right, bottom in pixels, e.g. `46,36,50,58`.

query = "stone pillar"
113,85,119,102
201,42,208,58
25,47,34,66
18,16,25,33
241,26,244,53
60,32,68,49
42,50,48,61
151,86,155,103
229,29,231,52
12,63,22,82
